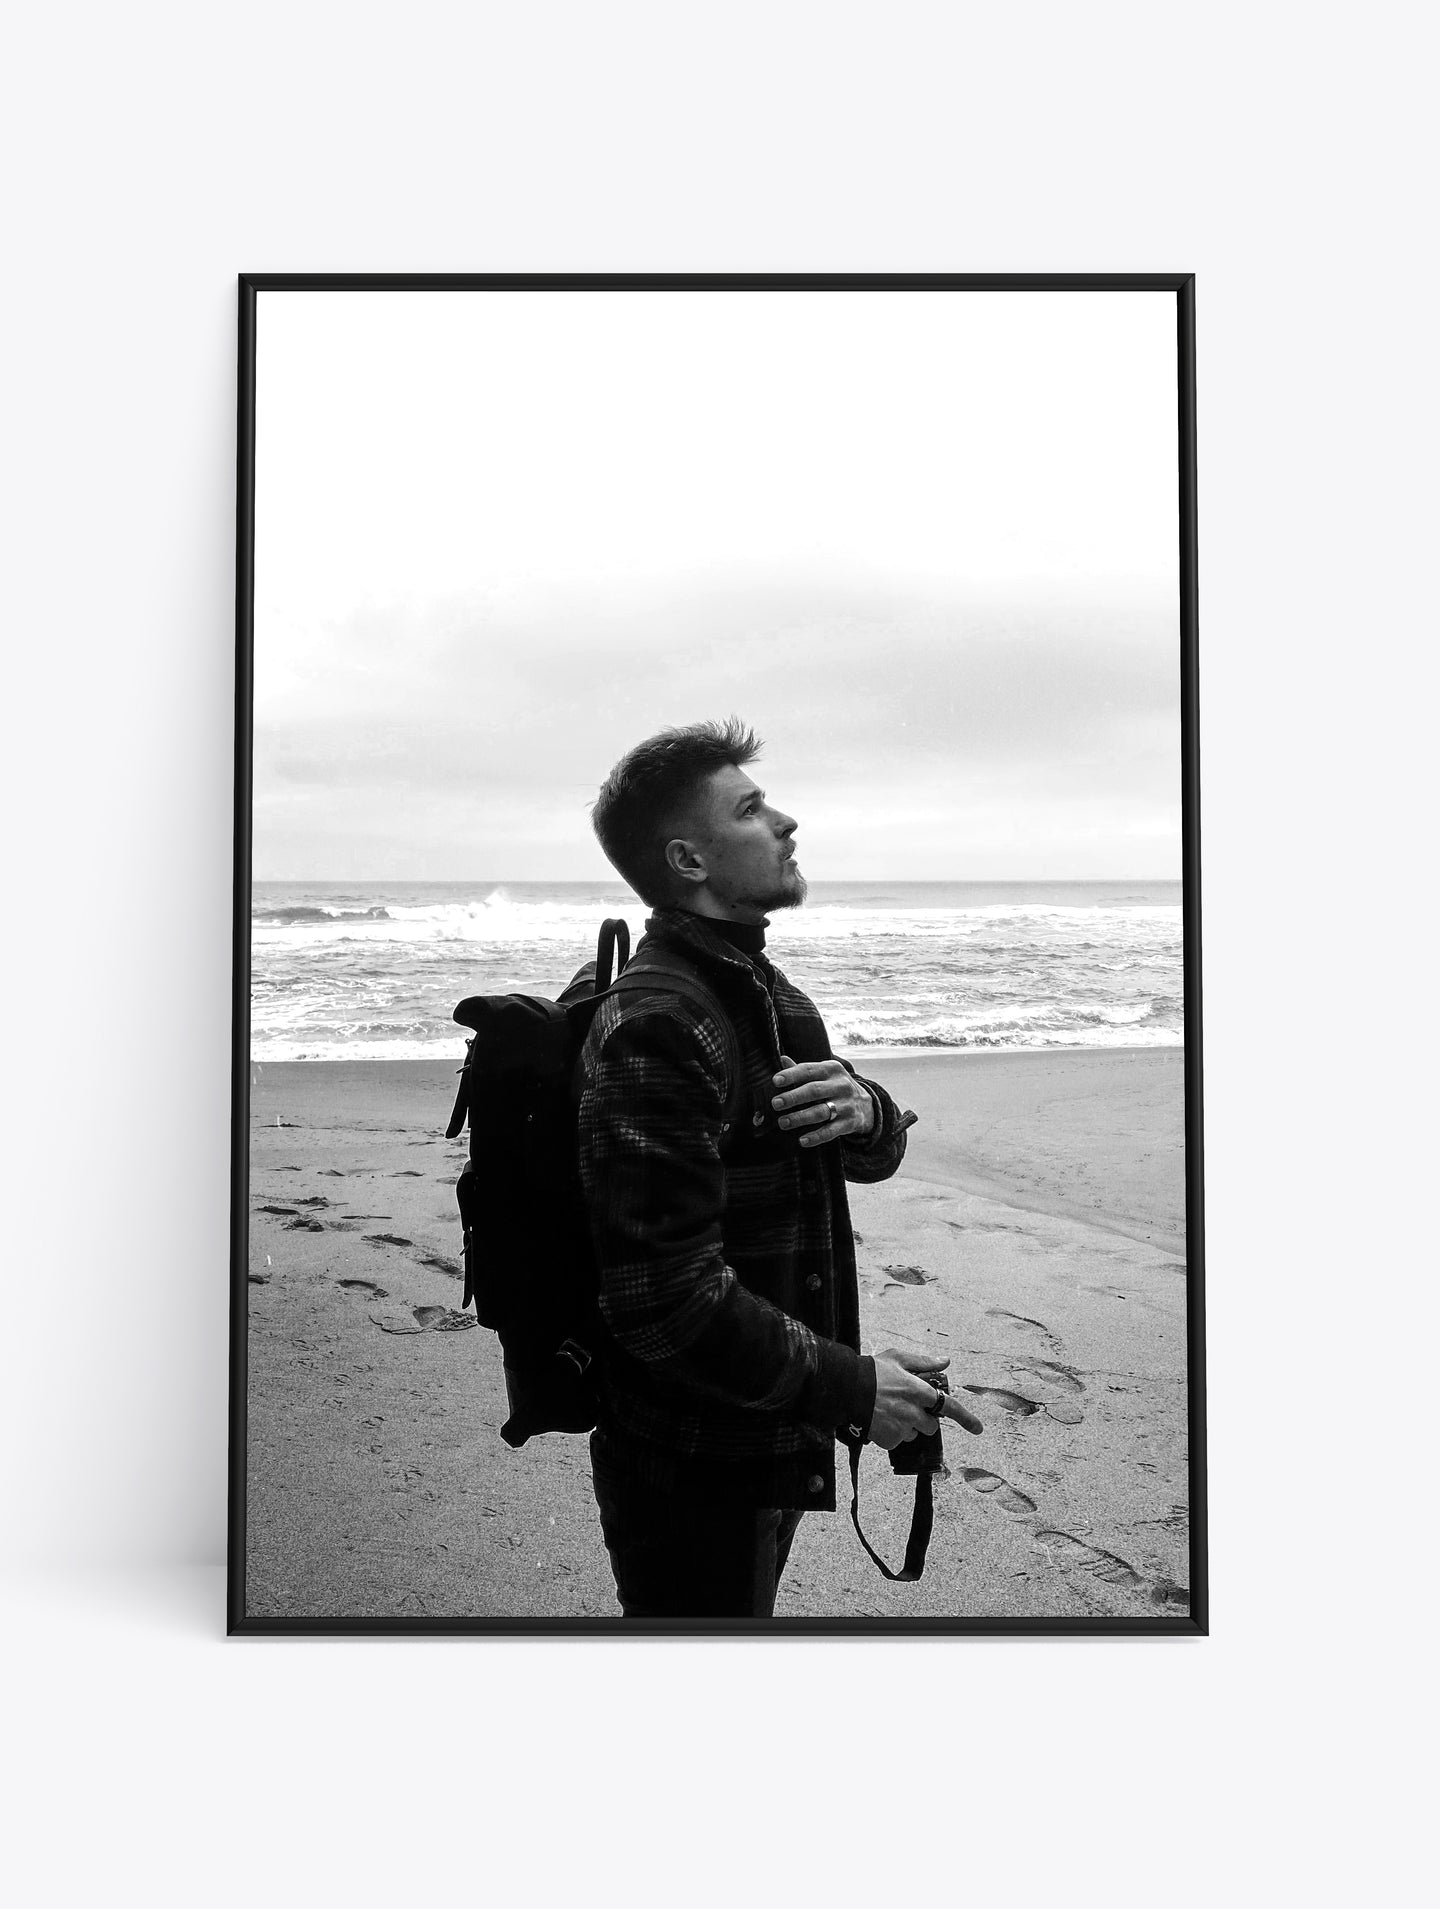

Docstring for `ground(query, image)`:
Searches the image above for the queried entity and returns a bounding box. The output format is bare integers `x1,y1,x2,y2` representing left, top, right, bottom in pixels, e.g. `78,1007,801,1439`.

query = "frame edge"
227,276,258,1636
1177,275,1208,1636
225,273,1207,1637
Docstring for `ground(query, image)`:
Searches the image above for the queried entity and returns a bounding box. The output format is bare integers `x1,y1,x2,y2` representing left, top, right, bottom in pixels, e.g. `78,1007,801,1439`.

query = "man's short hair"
592,718,762,904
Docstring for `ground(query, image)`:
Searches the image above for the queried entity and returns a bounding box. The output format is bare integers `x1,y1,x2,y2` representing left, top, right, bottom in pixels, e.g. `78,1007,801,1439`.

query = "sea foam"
249,879,1185,1060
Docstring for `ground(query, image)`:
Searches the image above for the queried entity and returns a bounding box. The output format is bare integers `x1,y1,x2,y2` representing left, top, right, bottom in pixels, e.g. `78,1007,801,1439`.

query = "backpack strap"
444,1058,470,1140
607,952,748,1140
595,917,630,991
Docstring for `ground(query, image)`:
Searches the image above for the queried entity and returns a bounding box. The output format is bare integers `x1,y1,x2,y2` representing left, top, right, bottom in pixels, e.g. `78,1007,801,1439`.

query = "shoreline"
250,1039,1184,1066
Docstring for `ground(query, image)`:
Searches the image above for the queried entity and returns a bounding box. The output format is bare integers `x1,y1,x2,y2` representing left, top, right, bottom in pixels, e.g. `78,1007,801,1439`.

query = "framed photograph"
231,273,1204,1634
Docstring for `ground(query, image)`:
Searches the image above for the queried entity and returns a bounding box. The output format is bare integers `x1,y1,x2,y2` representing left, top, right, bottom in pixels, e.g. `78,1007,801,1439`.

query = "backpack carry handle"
595,917,631,991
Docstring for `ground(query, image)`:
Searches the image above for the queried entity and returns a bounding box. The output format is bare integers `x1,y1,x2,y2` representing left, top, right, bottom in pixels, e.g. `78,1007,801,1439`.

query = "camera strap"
844,1439,936,1582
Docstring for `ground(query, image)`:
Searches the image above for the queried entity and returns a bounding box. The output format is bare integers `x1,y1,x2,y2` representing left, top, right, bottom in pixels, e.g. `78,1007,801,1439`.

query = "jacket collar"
644,906,770,983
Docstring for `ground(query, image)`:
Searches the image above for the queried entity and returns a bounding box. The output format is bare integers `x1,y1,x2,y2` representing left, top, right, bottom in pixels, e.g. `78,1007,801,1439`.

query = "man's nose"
774,810,797,838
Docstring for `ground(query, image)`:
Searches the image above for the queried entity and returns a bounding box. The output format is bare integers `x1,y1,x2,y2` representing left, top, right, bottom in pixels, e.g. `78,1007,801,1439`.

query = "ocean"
249,880,1184,1062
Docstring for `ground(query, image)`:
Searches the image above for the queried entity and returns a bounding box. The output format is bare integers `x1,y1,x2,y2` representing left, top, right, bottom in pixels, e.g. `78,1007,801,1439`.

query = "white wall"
1,4,1429,1903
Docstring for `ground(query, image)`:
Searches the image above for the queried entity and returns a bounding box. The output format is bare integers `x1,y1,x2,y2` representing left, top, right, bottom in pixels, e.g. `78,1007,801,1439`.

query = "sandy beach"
243,1047,1190,1621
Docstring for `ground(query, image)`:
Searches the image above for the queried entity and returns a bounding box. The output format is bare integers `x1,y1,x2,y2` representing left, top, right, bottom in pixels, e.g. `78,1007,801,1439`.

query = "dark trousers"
590,1431,804,1619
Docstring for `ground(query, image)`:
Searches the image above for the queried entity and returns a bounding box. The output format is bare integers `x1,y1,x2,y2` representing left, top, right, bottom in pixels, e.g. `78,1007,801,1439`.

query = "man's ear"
664,836,708,887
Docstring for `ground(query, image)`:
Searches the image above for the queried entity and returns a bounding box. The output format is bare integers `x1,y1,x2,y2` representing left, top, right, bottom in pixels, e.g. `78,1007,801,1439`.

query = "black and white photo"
233,276,1204,1631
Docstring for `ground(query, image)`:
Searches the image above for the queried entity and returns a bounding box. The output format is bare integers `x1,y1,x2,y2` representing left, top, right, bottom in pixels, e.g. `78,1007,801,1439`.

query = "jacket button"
752,1111,766,1128
807,1475,825,1494
806,1274,822,1292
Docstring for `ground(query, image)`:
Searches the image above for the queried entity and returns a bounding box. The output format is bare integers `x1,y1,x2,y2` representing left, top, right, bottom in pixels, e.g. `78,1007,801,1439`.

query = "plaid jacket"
576,907,909,1509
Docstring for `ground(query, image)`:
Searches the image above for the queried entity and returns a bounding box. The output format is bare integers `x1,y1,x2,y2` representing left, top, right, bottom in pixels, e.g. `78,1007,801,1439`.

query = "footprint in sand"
964,1379,1085,1426
1035,1529,1143,1591
985,1315,1088,1417
987,1307,1064,1354
416,1254,462,1279
1016,1357,1085,1394
338,1277,388,1299
1011,1359,1088,1420
881,1264,933,1286
369,1304,475,1335
961,1467,1037,1515
1149,1578,1190,1610
963,1384,1041,1417
1037,1401,1084,1426
284,1216,326,1232
414,1305,475,1332
365,1232,413,1248
369,1308,424,1335
291,1195,331,1209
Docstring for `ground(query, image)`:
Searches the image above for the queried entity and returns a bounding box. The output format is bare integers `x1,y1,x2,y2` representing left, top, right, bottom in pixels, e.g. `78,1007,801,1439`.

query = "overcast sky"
253,289,1180,881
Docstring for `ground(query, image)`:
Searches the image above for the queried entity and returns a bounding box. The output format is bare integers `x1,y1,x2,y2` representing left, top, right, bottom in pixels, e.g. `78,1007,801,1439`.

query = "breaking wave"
249,879,1184,1059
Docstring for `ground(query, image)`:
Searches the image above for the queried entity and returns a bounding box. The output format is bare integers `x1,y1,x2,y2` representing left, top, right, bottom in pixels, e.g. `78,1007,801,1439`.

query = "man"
578,718,979,1619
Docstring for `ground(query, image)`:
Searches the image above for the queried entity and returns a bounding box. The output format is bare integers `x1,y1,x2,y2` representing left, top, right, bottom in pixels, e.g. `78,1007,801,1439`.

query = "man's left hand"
771,1054,876,1148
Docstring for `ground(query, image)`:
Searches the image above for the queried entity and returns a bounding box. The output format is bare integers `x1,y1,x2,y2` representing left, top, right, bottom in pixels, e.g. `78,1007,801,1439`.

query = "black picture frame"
229,273,1205,1636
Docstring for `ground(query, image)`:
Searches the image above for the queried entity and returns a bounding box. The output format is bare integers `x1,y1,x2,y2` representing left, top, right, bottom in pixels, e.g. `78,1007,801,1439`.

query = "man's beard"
768,868,808,912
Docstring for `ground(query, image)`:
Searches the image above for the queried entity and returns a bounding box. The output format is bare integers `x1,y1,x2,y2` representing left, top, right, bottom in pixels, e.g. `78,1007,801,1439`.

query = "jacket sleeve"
836,1060,910,1184
578,997,874,1434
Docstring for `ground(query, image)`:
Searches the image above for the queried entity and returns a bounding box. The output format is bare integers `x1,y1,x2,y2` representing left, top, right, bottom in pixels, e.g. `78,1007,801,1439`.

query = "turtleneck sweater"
703,916,768,962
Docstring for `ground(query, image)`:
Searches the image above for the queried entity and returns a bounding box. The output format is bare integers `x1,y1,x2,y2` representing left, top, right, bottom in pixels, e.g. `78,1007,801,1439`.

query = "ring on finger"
826,1099,836,1122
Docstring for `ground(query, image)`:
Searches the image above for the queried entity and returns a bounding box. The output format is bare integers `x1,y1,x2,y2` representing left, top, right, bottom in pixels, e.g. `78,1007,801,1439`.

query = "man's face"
675,764,806,921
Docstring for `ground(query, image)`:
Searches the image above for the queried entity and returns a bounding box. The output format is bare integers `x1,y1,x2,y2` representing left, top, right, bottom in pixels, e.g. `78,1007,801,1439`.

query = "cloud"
253,571,1179,878
250,288,1183,878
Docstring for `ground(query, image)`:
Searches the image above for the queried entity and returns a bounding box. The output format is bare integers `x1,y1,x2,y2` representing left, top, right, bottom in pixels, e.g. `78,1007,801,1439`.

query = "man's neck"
705,916,768,959
670,904,768,959
683,893,769,928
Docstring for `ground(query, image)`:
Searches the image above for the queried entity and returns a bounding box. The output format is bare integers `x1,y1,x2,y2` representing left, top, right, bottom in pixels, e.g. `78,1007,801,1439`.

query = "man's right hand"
868,1347,984,1447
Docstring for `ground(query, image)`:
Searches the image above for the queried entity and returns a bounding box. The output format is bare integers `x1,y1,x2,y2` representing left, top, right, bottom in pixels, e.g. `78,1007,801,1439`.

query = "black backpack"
446,918,742,1449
